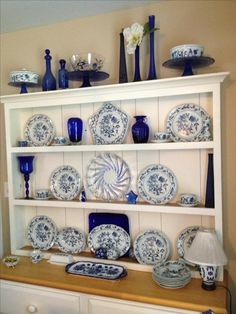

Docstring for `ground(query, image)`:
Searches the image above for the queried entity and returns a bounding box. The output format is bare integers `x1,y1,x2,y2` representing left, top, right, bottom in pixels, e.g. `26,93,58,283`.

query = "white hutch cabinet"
0,72,228,273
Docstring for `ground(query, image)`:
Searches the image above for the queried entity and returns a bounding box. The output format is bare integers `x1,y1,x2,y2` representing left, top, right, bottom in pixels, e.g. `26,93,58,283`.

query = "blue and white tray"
65,261,127,280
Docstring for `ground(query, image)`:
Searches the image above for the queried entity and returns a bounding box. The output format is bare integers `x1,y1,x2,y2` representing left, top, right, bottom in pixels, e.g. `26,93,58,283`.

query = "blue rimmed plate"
56,227,86,254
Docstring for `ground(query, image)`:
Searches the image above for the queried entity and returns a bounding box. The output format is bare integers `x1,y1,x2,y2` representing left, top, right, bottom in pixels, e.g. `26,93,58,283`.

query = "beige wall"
1,0,235,309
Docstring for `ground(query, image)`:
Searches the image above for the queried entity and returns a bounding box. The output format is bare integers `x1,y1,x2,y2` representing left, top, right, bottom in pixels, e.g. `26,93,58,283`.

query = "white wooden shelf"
10,141,214,153
13,199,216,216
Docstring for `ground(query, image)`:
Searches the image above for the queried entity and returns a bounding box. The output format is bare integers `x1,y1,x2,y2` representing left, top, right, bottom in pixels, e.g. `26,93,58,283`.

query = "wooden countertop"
0,257,227,313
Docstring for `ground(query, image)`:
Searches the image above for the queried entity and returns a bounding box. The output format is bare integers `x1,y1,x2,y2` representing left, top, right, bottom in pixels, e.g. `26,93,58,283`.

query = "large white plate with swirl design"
27,215,57,250
86,153,131,201
176,225,200,258
88,102,129,144
166,103,211,142
56,227,86,254
134,229,170,265
138,164,177,204
24,114,56,146
87,224,131,257
50,165,82,200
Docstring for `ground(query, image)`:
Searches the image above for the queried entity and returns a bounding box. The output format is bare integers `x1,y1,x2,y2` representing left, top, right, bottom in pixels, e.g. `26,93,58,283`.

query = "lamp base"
201,281,216,291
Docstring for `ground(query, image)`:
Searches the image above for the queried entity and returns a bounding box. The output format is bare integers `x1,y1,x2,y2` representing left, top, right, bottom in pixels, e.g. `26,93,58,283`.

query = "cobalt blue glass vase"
147,15,157,80
17,156,34,199
132,115,149,143
42,49,56,91
205,153,215,208
133,46,141,82
58,59,69,89
67,117,83,144
119,32,128,83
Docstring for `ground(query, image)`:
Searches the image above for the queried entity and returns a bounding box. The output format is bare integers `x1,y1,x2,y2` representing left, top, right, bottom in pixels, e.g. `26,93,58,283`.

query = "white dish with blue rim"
87,224,131,257
166,103,211,142
27,215,57,250
50,165,82,201
133,229,170,265
176,225,200,258
56,227,86,254
88,102,129,144
137,164,177,204
24,114,56,146
86,153,131,201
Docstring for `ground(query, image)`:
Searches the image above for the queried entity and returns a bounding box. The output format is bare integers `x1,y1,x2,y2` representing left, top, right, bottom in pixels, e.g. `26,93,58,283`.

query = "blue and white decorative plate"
176,225,200,258
166,103,211,142
88,224,131,257
24,114,56,146
56,227,86,254
50,165,82,200
65,261,127,280
27,215,57,250
137,164,177,204
133,229,170,265
86,153,131,201
88,102,129,144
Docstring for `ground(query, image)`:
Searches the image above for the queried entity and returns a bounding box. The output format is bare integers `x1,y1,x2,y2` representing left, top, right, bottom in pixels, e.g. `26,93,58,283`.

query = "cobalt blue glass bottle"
205,153,215,208
58,59,69,89
119,32,128,83
17,156,34,199
133,46,141,82
132,115,149,143
42,49,56,91
147,15,157,80
67,117,83,144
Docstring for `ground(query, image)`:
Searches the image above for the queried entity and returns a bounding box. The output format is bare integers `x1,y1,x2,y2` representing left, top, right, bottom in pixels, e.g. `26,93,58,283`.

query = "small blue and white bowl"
53,136,69,146
18,140,28,147
152,132,170,143
170,44,204,59
34,189,51,200
179,193,198,206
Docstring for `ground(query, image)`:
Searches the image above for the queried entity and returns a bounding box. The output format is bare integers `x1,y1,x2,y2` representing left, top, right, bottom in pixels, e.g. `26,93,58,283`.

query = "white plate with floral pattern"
166,103,211,142
137,164,177,204
86,153,131,201
56,227,86,254
176,225,200,258
24,114,56,146
88,102,129,144
133,229,170,265
87,224,131,257
50,165,82,200
27,215,58,250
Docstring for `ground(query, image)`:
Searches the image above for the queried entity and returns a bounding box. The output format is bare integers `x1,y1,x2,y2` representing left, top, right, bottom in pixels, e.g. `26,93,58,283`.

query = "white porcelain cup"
35,189,51,199
180,193,197,205
153,132,170,141
30,250,43,263
54,136,69,145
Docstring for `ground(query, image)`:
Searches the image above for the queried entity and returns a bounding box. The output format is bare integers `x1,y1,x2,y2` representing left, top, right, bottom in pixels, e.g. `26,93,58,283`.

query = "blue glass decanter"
67,117,83,144
42,49,56,91
147,15,157,80
58,59,69,89
17,156,34,199
132,115,149,143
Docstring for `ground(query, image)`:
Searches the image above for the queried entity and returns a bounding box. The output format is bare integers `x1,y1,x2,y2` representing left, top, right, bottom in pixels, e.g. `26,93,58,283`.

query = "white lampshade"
184,229,227,266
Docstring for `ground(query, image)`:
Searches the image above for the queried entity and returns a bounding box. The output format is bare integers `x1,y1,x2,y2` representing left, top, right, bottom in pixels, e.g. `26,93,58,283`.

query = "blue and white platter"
176,225,200,258
27,215,57,250
137,164,177,204
50,165,82,200
56,227,86,254
88,224,131,257
65,261,127,280
88,102,129,144
86,153,131,201
24,114,56,146
133,229,170,265
166,103,211,142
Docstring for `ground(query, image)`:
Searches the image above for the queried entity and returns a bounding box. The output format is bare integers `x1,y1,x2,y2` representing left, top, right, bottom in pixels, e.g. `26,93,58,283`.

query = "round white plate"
166,103,211,142
176,225,200,258
133,229,170,265
56,227,86,254
24,114,56,146
50,165,82,200
86,153,131,201
27,215,57,250
137,164,177,204
88,224,131,257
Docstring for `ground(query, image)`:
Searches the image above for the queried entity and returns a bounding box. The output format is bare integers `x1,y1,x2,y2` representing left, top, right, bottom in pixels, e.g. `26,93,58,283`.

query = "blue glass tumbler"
67,117,83,144
17,156,34,199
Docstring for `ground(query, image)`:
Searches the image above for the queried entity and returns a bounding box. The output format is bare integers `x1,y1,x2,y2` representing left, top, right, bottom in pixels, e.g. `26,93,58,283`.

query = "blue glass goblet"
67,117,83,144
17,156,34,199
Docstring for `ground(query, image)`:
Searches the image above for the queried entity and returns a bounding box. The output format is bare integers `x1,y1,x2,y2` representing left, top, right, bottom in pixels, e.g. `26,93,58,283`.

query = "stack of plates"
152,260,191,289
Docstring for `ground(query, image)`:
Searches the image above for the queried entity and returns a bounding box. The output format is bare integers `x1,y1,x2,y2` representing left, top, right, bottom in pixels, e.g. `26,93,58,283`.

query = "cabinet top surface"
0,257,227,313
0,72,229,105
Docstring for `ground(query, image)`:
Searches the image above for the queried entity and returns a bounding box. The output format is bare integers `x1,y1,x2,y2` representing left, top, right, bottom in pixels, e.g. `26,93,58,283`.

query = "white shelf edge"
12,199,216,216
10,141,214,153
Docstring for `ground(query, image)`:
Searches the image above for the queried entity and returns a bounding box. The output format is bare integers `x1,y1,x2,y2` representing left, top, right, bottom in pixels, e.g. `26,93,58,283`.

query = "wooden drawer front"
0,282,80,314
88,298,200,314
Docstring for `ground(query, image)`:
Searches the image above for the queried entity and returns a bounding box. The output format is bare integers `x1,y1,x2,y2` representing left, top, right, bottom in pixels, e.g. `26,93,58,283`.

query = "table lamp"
184,228,227,291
